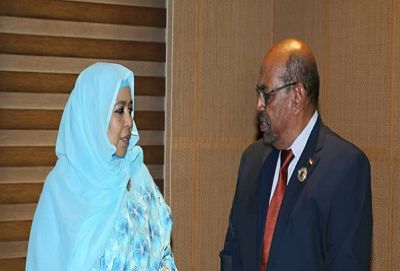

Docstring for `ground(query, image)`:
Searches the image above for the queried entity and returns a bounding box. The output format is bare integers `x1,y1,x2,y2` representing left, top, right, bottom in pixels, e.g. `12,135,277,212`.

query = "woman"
26,63,176,271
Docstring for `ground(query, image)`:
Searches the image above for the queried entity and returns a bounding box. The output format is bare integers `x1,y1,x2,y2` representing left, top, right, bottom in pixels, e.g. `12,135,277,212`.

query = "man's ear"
292,83,306,115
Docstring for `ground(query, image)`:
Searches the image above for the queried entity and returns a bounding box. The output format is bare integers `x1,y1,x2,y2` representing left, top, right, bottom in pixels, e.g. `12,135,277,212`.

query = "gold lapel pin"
297,167,308,182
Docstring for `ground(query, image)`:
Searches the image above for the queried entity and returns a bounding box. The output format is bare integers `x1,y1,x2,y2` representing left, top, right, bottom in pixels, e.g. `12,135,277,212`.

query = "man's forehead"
257,66,283,90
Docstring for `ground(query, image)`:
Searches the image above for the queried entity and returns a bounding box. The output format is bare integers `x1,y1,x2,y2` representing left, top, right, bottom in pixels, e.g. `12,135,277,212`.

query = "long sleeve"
220,154,248,271
220,141,270,271
220,214,242,271
325,152,372,270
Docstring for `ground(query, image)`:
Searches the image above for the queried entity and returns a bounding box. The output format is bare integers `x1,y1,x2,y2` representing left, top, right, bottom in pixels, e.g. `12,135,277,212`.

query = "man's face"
256,65,292,149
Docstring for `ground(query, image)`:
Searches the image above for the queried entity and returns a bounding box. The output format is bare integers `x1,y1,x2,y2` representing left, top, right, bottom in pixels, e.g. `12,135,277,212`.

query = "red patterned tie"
260,149,294,271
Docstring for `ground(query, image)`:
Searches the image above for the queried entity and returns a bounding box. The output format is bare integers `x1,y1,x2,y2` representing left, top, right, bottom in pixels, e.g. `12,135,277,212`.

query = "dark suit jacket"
220,118,372,271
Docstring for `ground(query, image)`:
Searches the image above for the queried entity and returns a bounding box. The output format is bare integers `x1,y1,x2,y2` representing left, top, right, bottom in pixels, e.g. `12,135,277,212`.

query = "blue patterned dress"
92,179,177,271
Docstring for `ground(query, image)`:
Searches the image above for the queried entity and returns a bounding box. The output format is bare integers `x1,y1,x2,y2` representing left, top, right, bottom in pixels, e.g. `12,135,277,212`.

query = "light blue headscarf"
26,63,144,270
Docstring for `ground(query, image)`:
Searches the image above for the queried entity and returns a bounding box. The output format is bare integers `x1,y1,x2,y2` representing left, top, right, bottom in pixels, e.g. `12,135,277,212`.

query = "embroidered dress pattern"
92,180,176,271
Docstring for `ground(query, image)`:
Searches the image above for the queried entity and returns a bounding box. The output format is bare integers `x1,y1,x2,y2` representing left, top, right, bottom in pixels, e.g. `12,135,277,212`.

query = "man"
220,38,372,271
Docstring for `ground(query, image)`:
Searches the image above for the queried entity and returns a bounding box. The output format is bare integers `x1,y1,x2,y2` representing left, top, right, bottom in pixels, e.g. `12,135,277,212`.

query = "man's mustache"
258,110,268,122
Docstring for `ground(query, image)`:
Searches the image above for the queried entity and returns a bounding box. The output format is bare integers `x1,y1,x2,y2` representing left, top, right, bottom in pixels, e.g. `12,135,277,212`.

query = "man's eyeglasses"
256,82,298,105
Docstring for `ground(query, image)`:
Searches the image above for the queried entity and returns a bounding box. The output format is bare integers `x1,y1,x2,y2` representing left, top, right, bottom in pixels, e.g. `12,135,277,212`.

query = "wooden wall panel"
0,93,164,111
0,33,165,62
0,71,77,93
0,166,163,184
0,0,166,27
0,110,164,130
0,54,165,77
0,71,165,95
0,184,43,204
0,257,25,271
0,130,164,147
0,205,36,222
67,0,166,8
0,221,31,241
0,146,163,166
0,0,166,267
0,16,165,42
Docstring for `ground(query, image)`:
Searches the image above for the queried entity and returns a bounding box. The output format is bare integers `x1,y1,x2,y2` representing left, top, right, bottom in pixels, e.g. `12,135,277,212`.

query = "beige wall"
166,0,399,270
166,1,272,270
272,1,399,270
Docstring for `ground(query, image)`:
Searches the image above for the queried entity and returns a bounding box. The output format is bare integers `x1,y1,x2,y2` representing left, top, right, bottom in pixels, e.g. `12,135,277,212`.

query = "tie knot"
280,149,294,170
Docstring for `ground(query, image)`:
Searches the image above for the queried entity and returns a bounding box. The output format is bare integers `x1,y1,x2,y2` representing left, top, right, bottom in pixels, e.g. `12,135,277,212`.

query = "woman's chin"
115,149,128,158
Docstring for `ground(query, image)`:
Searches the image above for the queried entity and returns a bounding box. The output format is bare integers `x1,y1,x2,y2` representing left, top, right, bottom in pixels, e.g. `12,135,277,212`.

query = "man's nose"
256,95,265,112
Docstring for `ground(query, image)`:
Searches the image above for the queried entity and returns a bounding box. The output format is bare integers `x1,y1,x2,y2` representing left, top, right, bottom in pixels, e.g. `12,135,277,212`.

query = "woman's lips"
120,135,131,145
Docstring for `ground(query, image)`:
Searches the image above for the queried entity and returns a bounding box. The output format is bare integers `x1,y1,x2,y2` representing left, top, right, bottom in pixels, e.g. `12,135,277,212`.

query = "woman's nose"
124,111,133,128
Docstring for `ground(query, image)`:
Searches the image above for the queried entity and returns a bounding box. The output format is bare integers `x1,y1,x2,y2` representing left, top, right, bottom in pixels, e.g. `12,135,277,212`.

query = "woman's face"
108,86,133,157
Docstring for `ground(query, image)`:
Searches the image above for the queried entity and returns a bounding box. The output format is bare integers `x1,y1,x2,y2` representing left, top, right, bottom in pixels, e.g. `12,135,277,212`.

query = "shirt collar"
289,110,319,158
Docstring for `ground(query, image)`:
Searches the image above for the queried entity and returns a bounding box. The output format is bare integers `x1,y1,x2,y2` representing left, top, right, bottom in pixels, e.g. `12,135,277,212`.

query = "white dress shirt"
269,111,319,203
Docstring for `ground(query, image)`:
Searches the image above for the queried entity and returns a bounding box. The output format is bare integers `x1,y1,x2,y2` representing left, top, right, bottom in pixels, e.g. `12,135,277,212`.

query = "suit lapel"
267,118,327,268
